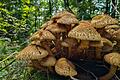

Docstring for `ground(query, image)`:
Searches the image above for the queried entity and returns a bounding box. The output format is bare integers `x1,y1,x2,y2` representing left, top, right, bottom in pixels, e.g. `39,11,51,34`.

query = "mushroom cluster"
16,11,120,80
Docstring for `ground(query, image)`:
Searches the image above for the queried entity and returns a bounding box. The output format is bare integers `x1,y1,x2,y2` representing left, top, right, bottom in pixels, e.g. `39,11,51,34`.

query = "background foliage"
0,0,120,80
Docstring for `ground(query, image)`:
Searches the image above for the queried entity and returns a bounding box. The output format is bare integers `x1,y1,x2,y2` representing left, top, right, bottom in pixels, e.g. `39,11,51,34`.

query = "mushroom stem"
96,47,102,59
68,47,72,58
70,76,79,80
80,40,89,49
100,65,117,80
55,33,61,51
42,41,53,55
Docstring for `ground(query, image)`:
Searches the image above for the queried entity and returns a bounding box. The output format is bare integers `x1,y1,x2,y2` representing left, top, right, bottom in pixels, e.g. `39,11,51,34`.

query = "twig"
0,51,17,64
74,63,98,80
70,76,79,80
97,64,120,80
0,59,16,71
111,1,120,16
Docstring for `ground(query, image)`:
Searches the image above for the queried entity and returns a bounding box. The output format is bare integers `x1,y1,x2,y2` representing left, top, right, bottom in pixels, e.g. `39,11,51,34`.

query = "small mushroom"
100,52,120,80
57,15,79,32
31,30,56,55
40,56,56,67
39,30,56,55
16,45,48,60
46,23,67,51
55,58,77,77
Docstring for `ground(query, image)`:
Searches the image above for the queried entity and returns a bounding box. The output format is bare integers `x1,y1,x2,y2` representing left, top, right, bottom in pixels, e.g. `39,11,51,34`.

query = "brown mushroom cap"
68,22,101,41
91,14,118,28
40,56,56,67
30,29,43,41
30,29,56,41
57,15,79,25
104,52,120,67
55,58,77,77
16,45,48,60
41,20,54,29
51,11,76,20
46,23,67,33
40,30,56,41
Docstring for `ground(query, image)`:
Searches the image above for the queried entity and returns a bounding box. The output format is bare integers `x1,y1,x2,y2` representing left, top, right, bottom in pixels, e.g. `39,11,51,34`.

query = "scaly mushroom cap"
91,14,118,28
16,45,48,60
40,30,56,41
68,22,101,41
30,29,56,41
55,58,77,77
104,52,120,67
40,56,56,67
51,11,76,20
46,23,67,33
57,15,79,25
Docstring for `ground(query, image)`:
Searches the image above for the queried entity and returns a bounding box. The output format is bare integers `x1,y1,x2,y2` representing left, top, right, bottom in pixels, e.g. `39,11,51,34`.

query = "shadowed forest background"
0,0,120,80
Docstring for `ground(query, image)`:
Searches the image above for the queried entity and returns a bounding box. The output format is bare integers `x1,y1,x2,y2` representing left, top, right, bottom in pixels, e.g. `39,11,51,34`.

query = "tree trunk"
49,0,52,17
105,0,110,14
63,0,74,14
111,0,116,18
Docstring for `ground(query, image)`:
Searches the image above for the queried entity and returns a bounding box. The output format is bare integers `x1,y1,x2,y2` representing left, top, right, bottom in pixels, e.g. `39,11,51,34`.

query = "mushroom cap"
68,22,101,41
101,37,113,47
104,52,120,67
46,23,67,33
41,20,54,29
40,56,56,67
40,30,56,41
55,58,77,77
57,15,79,25
31,40,41,46
91,14,118,28
30,29,56,41
112,29,120,40
16,45,49,60
30,29,43,41
105,25,120,30
51,11,76,19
